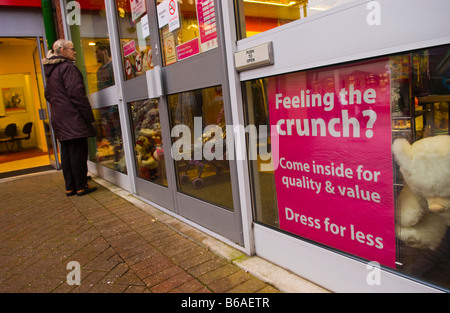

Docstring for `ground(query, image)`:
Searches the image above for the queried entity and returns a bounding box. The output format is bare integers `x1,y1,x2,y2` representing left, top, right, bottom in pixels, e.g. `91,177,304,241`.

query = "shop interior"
0,37,54,179
237,0,356,38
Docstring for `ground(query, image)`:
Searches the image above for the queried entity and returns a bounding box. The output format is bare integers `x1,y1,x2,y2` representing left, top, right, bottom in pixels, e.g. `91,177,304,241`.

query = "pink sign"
196,0,218,52
268,58,396,268
176,38,200,61
123,40,136,58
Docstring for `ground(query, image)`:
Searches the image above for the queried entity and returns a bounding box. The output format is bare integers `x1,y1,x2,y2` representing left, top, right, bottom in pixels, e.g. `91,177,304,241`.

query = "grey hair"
51,39,73,56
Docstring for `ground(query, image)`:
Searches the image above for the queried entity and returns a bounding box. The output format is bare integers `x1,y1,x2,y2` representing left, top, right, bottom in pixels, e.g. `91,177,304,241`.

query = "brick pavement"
0,171,282,293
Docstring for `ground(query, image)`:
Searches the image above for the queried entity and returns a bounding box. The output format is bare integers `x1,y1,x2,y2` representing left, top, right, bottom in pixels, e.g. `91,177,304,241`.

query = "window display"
235,0,356,39
89,105,127,174
243,45,450,289
116,0,154,80
168,85,234,210
65,0,115,94
129,99,167,186
157,0,218,66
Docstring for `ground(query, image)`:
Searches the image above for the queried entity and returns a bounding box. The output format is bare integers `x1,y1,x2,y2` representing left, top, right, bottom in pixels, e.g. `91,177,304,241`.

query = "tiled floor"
0,155,49,173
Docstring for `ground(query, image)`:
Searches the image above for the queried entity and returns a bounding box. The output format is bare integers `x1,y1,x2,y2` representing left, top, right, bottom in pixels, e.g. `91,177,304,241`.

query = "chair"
14,122,33,150
0,123,17,152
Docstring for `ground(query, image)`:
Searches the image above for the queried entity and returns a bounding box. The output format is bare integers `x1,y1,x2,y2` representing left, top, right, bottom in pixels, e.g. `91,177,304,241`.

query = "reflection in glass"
157,0,218,66
65,0,115,93
129,99,167,186
392,45,450,290
90,105,127,174
243,78,279,228
236,0,356,39
116,0,153,80
168,86,234,210
95,42,115,90
243,45,450,290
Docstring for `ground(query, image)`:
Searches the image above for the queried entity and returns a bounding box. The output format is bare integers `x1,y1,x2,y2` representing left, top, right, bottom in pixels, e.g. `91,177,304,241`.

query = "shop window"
116,0,154,80
128,98,168,186
89,105,127,174
235,0,356,39
168,85,234,210
66,0,115,93
156,0,219,66
243,45,450,289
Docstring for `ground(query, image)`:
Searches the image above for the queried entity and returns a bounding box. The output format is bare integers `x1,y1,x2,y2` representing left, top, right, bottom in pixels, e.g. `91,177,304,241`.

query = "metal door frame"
35,36,61,169
105,0,176,211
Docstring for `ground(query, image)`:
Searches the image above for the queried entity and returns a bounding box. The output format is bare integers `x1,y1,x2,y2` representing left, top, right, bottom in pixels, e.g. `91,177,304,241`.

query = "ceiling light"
243,0,297,7
309,6,328,11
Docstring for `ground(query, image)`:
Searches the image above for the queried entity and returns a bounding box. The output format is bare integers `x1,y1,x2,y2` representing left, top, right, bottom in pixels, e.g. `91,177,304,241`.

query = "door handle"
146,66,164,99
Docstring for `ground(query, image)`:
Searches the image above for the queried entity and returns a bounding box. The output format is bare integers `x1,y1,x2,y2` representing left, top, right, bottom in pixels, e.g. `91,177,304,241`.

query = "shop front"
0,2,60,174
231,0,450,292
56,0,449,292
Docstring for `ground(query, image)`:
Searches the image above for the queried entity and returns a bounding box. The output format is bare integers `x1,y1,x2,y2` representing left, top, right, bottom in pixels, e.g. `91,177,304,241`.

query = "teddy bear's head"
135,136,149,154
392,135,450,214
135,136,159,170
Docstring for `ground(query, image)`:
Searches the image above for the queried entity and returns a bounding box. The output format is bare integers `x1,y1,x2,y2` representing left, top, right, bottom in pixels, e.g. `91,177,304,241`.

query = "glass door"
154,0,244,245
0,37,57,173
112,0,243,244
113,0,175,210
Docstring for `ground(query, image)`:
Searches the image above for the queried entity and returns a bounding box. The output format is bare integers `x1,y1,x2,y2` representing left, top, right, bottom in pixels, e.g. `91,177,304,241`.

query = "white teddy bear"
392,135,450,250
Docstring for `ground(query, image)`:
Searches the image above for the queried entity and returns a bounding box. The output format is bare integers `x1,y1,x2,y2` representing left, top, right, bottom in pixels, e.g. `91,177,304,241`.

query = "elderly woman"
43,39,97,196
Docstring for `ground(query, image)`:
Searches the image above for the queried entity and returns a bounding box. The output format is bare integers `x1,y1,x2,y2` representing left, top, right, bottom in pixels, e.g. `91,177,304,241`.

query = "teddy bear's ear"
392,138,412,169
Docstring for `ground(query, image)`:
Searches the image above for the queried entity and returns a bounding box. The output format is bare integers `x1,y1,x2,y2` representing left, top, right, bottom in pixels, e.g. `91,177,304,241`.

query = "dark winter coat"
43,56,96,141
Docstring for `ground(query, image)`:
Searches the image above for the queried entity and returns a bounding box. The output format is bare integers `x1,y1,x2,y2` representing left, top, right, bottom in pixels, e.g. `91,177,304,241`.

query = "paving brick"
187,257,230,278
207,270,254,293
149,271,195,293
198,263,241,285
132,255,175,279
169,278,209,293
0,172,282,294
177,250,217,270
143,265,185,287
123,285,151,293
226,277,269,293
88,282,129,293
115,270,145,286
170,245,209,264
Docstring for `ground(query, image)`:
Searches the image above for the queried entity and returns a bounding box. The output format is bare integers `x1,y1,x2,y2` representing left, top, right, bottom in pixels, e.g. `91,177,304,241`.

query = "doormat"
0,165,55,179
